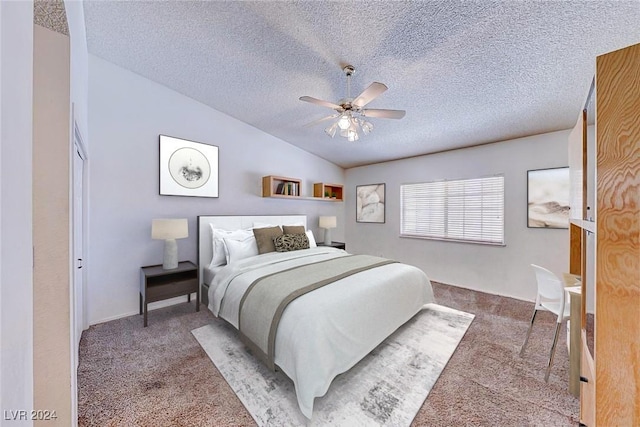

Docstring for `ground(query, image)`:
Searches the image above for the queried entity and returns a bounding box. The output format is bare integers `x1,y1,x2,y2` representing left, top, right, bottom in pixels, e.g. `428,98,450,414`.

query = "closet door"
72,142,85,352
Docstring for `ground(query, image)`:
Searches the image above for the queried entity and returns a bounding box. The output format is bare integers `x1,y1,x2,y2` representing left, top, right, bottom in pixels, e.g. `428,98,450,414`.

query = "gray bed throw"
238,254,397,370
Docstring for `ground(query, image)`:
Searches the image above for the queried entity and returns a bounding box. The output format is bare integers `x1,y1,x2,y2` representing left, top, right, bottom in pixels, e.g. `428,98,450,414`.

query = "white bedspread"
207,247,434,419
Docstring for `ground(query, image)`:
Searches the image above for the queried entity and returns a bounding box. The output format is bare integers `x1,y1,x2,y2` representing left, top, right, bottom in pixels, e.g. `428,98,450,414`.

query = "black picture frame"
356,183,385,223
527,166,570,228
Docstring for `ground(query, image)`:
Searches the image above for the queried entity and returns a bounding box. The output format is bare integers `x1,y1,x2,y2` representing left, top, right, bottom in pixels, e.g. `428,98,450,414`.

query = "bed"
197,215,435,419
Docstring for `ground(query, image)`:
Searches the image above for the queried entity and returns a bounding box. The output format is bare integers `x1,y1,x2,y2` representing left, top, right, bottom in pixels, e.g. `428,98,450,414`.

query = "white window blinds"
400,175,505,245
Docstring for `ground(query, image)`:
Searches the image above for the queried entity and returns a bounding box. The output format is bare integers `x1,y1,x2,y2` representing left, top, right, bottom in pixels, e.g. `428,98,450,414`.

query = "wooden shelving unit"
261,176,343,202
313,183,344,201
569,41,640,427
262,175,302,198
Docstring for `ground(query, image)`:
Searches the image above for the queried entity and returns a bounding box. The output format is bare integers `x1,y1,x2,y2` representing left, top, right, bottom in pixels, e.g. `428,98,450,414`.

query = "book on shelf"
274,180,300,196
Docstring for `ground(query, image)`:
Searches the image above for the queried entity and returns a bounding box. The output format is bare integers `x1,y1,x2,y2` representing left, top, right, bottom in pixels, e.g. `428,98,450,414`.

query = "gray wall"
87,55,345,324
1,0,35,417
345,130,570,302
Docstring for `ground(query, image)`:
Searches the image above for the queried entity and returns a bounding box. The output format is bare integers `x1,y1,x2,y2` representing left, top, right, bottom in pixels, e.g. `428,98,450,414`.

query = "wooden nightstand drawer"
146,278,198,302
140,261,198,326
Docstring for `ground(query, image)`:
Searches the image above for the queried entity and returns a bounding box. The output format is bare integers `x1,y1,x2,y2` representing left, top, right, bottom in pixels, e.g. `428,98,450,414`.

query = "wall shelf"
569,219,596,234
313,183,344,201
262,175,302,197
261,176,343,202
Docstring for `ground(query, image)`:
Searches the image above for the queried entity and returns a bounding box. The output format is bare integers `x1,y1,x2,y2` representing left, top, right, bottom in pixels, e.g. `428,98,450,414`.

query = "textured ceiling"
34,0,68,35
83,1,640,168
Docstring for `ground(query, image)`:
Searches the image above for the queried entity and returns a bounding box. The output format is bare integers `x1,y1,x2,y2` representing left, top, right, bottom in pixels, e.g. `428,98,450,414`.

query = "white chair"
519,264,571,382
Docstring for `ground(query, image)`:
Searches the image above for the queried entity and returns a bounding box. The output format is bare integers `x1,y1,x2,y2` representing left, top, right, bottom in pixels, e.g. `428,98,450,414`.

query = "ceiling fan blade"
304,113,339,127
362,109,406,119
352,82,388,108
299,96,342,110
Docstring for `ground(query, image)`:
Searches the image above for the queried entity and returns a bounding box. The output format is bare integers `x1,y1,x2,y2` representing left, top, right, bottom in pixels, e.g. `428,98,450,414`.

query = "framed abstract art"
159,135,219,198
356,183,385,223
527,167,570,228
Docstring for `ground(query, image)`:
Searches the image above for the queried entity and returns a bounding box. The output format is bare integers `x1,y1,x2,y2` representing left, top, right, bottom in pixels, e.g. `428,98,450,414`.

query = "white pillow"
209,225,252,268
253,222,277,228
306,230,317,247
256,221,307,230
223,235,259,264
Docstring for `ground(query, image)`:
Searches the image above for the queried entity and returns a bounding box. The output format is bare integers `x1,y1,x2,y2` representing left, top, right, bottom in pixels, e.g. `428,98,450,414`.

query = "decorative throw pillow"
273,233,310,252
253,226,283,254
223,235,258,264
282,225,306,235
209,225,253,268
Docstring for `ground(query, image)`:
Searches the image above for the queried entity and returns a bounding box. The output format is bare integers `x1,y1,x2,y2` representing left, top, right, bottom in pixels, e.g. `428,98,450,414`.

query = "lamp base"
163,239,178,269
324,228,332,246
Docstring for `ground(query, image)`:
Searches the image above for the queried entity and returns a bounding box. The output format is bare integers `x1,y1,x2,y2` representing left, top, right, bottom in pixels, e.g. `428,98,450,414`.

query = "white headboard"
197,214,307,294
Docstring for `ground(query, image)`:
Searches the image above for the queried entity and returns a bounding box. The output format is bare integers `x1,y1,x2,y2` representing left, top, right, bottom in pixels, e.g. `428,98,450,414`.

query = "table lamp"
152,218,188,269
319,216,337,245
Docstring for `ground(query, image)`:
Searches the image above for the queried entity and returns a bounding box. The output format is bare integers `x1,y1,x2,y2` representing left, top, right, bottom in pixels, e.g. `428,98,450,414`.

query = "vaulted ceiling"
83,1,640,168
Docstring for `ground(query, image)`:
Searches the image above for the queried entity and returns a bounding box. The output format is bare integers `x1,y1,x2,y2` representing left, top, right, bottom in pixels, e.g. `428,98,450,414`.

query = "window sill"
399,234,506,247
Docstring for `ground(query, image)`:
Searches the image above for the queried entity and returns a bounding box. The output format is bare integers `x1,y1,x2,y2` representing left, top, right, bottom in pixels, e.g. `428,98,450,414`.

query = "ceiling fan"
300,65,405,142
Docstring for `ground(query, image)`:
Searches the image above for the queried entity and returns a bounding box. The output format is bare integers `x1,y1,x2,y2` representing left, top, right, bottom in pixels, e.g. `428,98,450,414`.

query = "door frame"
70,108,88,426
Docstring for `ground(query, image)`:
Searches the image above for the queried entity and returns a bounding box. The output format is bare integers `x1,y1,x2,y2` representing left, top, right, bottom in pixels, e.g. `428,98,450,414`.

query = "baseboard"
89,293,197,326
432,280,533,303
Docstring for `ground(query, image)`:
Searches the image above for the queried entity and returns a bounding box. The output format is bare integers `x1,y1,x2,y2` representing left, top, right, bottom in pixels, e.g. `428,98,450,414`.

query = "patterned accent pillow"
273,233,310,252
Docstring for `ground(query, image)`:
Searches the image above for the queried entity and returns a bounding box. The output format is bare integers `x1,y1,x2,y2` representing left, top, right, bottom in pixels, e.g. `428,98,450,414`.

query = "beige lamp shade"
151,218,189,240
319,216,337,229
152,219,188,269
319,216,337,246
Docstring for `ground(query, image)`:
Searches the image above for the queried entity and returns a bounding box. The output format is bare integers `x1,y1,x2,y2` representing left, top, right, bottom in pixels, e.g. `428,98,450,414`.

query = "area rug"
192,303,474,426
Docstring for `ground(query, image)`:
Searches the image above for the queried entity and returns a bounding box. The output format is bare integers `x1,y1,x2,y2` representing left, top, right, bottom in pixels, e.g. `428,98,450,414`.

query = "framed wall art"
159,135,219,198
356,183,385,223
527,166,570,228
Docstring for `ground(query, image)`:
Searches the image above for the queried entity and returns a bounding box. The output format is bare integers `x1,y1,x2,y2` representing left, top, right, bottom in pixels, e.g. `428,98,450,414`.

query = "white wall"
87,55,344,324
64,0,89,334
0,1,34,423
64,0,89,143
345,130,570,302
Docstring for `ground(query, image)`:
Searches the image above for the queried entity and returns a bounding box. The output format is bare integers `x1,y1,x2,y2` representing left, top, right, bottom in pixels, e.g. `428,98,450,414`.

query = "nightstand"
140,261,198,327
319,241,346,250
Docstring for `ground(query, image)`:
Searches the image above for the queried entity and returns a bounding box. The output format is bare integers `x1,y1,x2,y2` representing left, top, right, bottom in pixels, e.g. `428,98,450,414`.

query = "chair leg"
545,322,563,382
520,309,538,357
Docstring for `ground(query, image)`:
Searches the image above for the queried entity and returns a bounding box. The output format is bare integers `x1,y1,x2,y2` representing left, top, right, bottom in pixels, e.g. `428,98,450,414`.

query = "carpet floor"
78,282,579,426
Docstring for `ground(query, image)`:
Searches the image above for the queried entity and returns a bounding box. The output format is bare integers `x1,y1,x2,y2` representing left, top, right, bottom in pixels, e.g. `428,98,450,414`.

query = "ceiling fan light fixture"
337,113,351,130
300,64,405,142
361,120,373,135
325,122,338,138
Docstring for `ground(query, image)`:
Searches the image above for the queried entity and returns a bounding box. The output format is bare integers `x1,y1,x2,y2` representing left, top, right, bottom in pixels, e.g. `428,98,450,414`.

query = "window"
400,175,504,245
